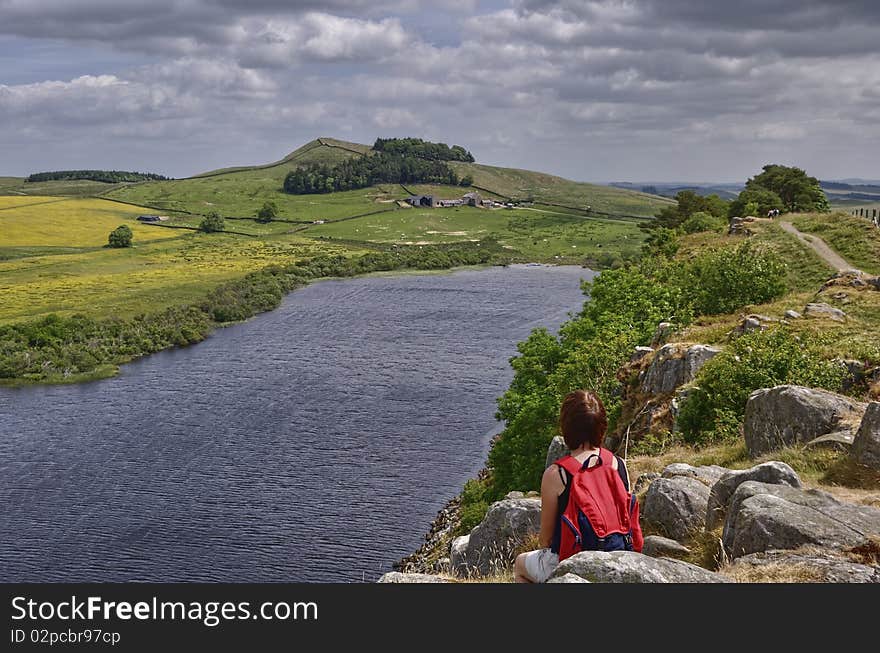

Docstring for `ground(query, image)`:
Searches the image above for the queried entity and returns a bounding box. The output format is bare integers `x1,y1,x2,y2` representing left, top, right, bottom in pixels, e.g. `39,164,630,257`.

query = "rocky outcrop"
450,497,541,577
804,302,847,322
377,572,451,583
546,573,591,583
634,472,660,495
721,481,880,559
705,462,801,530
640,344,721,395
545,436,569,469
550,551,730,583
743,385,867,457
725,550,880,583
728,216,756,236
853,402,880,470
784,309,802,319
642,476,711,541
631,346,654,362
661,463,730,486
642,535,691,560
650,322,676,347
730,314,776,337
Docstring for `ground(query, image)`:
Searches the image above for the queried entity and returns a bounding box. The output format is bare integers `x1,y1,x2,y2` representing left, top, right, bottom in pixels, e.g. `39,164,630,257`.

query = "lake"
0,264,594,582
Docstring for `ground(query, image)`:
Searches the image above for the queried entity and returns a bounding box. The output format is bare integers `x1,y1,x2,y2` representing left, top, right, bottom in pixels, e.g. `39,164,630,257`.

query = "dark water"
0,264,594,582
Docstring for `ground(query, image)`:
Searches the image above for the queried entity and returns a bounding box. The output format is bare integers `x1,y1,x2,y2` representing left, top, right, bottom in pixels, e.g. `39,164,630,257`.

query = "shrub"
670,242,787,315
677,328,846,444
680,211,726,234
107,224,133,248
199,211,225,233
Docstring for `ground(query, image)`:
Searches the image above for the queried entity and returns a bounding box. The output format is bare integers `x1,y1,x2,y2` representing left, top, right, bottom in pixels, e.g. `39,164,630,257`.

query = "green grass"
0,176,131,197
790,212,880,275
450,162,674,217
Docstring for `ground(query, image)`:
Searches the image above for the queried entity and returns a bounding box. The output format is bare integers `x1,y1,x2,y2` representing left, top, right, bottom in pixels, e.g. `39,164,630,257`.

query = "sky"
1,0,879,182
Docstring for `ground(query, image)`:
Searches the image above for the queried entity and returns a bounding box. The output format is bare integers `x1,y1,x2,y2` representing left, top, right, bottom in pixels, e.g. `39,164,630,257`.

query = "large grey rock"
722,481,880,559
661,462,730,486
452,498,541,577
551,550,729,583
641,344,721,395
546,573,591,584
806,430,856,450
545,435,570,469
642,535,691,560
853,402,880,470
449,535,470,575
804,302,847,322
631,346,655,362
744,385,867,457
726,550,880,583
784,310,802,319
706,462,801,530
377,572,451,583
642,477,711,541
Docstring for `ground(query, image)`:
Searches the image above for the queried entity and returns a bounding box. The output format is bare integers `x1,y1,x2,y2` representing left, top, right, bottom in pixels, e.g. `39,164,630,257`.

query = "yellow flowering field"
0,196,182,247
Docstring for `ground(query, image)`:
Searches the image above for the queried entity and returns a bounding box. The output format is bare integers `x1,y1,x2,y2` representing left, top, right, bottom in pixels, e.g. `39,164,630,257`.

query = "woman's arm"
538,464,565,548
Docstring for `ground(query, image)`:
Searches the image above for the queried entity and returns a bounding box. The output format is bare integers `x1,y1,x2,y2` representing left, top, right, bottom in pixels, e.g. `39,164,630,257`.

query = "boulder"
640,344,721,395
806,430,855,450
852,402,880,470
725,550,879,583
546,573,591,584
451,498,541,577
661,462,730,486
705,462,801,530
804,302,847,322
743,385,867,457
634,472,660,495
784,310,802,319
650,322,676,347
377,572,451,583
631,346,655,362
545,435,570,470
722,481,880,559
449,535,470,575
642,476,711,541
642,535,691,560
550,550,729,583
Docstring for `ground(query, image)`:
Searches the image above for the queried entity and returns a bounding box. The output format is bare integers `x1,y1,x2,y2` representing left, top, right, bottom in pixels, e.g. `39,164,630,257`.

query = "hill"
101,137,673,220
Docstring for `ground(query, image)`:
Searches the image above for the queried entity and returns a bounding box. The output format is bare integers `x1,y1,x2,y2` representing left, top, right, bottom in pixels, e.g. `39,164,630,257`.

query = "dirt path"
779,220,861,274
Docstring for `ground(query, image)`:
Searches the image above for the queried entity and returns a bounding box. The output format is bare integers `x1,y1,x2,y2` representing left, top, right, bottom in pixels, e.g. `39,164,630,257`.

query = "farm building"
406,195,436,207
462,191,482,206
137,214,169,222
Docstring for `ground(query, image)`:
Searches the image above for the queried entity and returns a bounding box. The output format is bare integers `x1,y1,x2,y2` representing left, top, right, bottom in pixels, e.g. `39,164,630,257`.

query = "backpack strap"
555,455,582,477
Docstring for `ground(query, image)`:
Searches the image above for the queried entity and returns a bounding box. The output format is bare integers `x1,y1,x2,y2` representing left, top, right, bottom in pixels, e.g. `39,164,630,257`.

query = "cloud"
2,0,879,180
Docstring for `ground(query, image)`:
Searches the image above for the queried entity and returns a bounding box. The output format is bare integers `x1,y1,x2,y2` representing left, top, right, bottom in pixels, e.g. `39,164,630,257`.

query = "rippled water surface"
0,264,594,582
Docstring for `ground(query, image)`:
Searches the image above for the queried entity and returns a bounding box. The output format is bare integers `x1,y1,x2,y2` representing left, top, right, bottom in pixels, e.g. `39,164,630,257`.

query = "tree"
199,211,225,233
728,188,783,218
459,174,474,187
107,224,133,248
738,164,829,214
649,190,729,231
256,201,278,223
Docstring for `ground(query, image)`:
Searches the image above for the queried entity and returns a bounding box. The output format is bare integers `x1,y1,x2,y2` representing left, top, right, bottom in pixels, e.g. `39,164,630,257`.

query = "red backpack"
555,448,643,561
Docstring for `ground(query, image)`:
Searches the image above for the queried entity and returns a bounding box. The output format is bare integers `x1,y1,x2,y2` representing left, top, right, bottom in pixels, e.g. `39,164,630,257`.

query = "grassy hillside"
450,162,674,216
0,137,667,333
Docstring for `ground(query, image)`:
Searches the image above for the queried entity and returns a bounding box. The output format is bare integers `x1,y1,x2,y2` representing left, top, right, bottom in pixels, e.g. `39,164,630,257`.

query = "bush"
680,211,726,234
670,242,787,315
457,478,492,534
199,211,225,233
107,224,133,248
677,328,846,444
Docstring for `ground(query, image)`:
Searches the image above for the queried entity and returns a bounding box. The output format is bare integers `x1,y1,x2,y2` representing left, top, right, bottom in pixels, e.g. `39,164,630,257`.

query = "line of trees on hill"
283,152,464,194
26,170,170,183
372,137,475,162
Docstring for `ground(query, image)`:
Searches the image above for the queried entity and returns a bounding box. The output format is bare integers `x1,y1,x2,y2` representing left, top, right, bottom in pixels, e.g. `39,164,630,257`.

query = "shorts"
522,548,559,583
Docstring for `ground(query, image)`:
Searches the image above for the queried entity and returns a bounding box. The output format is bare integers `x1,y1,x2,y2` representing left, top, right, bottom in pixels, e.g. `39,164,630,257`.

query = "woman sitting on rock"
514,389,643,583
